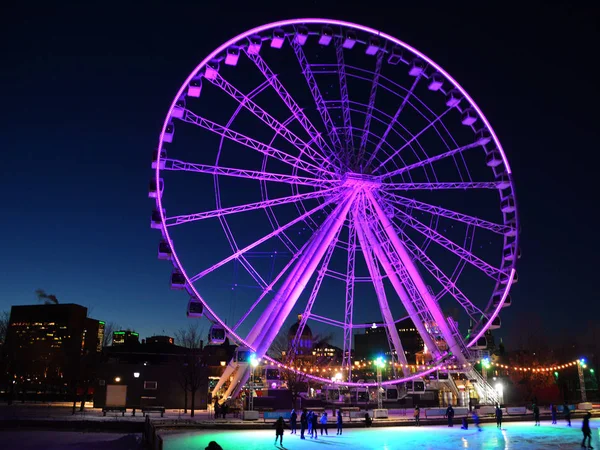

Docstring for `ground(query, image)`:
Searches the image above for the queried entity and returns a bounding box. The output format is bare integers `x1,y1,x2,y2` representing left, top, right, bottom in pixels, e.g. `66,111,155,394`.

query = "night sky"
2,2,598,348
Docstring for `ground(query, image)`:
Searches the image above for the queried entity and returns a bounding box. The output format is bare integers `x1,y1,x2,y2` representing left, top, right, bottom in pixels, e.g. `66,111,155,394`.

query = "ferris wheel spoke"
355,211,408,368
356,51,384,165
342,218,356,377
289,32,346,168
364,75,422,171
335,37,354,163
289,226,342,361
206,72,334,171
180,109,334,178
390,204,505,280
383,192,512,235
245,51,340,169
189,189,347,283
164,159,337,188
379,140,484,181
166,187,339,227
372,106,453,174
393,224,487,323
383,181,505,191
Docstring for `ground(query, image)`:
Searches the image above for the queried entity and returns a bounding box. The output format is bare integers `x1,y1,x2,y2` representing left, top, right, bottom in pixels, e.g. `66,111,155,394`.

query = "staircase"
467,367,500,405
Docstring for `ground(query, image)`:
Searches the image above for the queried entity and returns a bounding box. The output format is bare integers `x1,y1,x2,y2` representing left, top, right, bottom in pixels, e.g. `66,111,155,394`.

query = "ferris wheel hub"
341,172,382,190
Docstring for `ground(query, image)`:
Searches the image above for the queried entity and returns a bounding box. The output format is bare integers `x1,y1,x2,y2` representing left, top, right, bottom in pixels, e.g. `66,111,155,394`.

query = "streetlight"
249,353,259,411
374,357,385,410
577,358,588,402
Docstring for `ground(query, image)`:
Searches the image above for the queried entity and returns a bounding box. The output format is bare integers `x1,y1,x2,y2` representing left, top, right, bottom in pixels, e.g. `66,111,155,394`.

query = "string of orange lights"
486,360,588,372
269,359,590,375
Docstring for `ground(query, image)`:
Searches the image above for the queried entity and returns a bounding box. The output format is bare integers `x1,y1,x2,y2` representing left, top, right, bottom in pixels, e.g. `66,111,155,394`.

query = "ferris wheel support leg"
366,191,468,365
242,196,345,348
355,216,409,369
225,192,358,398
212,363,238,399
254,191,358,357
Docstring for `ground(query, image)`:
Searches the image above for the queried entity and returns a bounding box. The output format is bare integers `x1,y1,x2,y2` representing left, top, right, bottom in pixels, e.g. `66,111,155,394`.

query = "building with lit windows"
112,330,140,346
354,321,424,363
4,304,102,385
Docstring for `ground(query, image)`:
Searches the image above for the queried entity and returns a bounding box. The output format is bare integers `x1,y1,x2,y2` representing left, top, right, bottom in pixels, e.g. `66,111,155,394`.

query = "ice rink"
162,418,598,450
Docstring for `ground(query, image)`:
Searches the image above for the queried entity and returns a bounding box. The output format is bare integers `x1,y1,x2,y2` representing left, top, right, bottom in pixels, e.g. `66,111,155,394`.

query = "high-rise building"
5,304,101,383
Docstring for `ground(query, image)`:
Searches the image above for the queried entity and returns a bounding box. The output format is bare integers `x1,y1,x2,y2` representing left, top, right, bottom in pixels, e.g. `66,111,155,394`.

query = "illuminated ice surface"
162,419,598,450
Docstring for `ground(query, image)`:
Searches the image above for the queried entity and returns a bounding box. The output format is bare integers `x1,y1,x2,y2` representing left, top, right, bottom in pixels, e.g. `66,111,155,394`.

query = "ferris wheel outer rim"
154,18,519,384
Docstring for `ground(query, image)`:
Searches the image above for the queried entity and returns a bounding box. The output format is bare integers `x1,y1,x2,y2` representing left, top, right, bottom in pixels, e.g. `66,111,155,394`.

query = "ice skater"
461,416,469,430
307,411,313,436
551,404,557,424
274,416,286,446
364,412,373,427
495,405,503,428
300,409,307,439
336,409,343,435
290,409,297,434
320,411,328,435
445,404,455,427
311,410,319,439
581,412,593,449
533,403,540,426
473,411,482,431
414,405,420,426
564,403,572,427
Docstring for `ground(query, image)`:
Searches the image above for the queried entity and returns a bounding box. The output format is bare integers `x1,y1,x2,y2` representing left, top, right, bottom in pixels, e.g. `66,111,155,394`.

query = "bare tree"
102,322,119,348
0,311,9,344
35,289,59,305
269,330,334,408
175,323,205,417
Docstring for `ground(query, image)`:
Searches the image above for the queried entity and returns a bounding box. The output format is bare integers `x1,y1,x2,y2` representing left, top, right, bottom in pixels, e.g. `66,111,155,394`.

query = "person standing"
300,409,307,439
336,409,343,435
320,412,328,435
311,411,319,439
414,405,420,426
290,409,297,434
581,412,593,449
445,404,455,427
550,404,557,424
307,411,313,436
274,416,285,446
564,403,572,427
495,405,503,428
533,403,540,426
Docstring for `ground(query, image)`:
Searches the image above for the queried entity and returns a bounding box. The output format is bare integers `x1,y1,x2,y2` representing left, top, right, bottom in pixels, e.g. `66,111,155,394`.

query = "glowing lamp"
249,353,259,368
114,377,121,383
133,372,140,378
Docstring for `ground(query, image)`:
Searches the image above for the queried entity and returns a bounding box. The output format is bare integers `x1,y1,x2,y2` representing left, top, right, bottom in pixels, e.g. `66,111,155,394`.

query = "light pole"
577,359,587,403
249,354,259,411
375,357,384,410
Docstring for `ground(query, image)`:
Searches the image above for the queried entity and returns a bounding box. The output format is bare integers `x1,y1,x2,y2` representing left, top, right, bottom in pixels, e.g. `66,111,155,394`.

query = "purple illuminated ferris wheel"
149,19,519,400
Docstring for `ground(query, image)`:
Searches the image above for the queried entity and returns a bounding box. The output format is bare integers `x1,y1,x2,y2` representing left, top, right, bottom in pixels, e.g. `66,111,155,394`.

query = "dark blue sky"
1,1,598,347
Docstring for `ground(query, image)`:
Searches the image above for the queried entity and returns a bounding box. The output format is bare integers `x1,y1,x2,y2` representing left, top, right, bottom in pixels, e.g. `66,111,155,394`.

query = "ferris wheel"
149,19,519,399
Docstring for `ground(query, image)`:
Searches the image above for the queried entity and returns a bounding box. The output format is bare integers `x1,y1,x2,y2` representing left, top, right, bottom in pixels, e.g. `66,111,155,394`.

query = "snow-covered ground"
162,419,599,450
